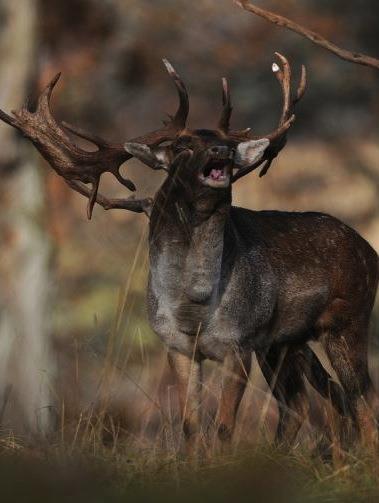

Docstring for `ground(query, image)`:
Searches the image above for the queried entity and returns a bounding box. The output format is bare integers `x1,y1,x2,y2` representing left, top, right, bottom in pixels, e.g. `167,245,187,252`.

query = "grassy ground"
2,336,379,503
1,434,379,503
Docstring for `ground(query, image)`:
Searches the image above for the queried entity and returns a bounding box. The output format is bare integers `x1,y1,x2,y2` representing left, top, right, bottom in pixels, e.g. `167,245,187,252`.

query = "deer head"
0,53,306,219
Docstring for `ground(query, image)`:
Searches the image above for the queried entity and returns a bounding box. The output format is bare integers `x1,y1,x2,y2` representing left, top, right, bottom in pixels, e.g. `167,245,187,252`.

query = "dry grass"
1,428,379,502
2,262,379,502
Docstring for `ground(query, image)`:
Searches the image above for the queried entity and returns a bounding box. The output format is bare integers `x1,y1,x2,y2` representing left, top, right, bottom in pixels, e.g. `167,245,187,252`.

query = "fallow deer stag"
1,54,378,452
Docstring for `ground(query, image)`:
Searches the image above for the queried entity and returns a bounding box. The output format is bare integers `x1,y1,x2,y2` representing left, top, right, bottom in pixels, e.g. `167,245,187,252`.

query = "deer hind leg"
256,345,309,445
217,352,251,443
297,344,353,449
300,345,349,416
168,350,202,456
323,322,378,446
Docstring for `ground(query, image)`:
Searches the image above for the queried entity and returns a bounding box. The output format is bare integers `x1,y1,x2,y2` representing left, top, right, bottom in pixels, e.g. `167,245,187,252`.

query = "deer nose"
208,146,229,158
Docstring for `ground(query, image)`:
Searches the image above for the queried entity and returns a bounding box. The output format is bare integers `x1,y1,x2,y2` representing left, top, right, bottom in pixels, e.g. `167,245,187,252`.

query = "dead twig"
235,1,379,71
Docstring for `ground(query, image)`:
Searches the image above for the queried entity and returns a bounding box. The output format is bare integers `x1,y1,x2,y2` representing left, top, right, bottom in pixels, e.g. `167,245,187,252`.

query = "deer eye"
174,141,192,153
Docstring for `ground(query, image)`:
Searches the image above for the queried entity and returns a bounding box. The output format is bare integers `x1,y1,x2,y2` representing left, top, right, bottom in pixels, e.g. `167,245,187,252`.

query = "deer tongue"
210,168,225,180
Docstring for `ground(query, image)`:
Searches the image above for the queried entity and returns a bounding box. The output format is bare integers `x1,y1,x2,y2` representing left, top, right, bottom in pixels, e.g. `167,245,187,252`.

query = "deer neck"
183,201,229,303
149,180,231,304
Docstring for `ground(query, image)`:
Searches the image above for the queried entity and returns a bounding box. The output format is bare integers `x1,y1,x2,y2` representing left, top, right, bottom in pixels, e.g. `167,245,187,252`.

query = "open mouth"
198,151,233,188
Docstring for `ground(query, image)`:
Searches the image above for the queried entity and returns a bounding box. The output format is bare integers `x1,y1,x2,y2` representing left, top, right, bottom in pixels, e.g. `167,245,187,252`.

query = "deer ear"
235,138,269,167
124,143,169,170
154,146,171,167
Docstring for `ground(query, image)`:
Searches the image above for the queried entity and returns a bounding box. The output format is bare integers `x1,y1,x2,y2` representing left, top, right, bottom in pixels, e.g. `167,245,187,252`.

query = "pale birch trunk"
0,0,56,436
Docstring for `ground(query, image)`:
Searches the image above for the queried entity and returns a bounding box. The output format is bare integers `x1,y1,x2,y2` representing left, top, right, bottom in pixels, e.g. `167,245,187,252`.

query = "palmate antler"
0,60,189,219
231,52,306,181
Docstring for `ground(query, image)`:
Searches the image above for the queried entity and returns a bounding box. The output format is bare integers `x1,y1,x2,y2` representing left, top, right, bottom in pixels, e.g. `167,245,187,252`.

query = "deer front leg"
218,352,251,442
168,350,202,456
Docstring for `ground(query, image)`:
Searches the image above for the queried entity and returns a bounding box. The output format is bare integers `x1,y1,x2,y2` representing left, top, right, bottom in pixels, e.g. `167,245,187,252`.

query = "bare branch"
235,1,379,71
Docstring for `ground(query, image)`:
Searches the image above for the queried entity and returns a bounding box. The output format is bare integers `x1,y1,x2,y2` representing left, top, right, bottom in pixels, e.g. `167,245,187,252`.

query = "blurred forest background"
0,0,379,466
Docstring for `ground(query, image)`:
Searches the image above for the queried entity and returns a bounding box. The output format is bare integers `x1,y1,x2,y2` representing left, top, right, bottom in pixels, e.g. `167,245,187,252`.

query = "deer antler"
0,60,189,219
232,52,306,181
161,59,189,131
218,78,233,134
273,52,306,128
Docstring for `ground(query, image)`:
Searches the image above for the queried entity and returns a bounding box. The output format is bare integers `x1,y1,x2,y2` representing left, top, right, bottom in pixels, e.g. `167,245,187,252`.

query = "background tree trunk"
0,0,55,437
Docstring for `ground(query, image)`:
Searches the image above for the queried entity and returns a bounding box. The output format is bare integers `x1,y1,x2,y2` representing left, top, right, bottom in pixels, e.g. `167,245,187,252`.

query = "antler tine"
38,72,61,109
218,77,233,133
162,59,189,130
265,114,295,141
65,179,152,216
87,177,100,220
0,75,61,129
0,107,17,128
272,52,291,126
34,73,68,132
295,64,307,104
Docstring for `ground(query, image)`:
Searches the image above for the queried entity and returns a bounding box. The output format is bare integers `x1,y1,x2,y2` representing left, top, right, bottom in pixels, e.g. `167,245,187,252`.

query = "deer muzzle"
198,146,234,188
